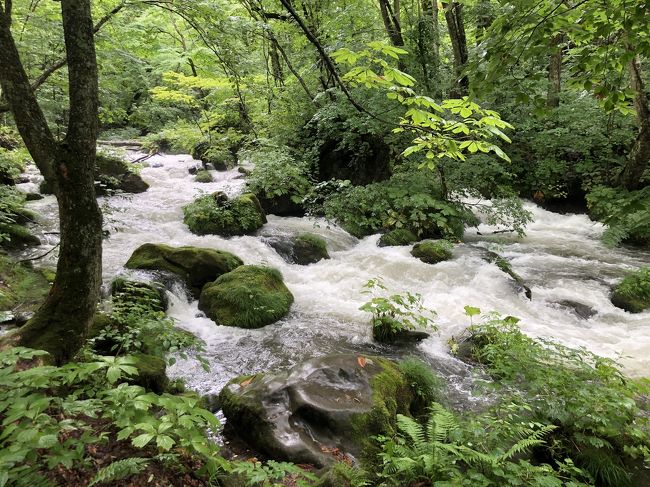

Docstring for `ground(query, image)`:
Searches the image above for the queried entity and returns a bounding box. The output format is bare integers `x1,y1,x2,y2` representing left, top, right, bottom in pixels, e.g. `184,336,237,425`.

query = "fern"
88,457,149,486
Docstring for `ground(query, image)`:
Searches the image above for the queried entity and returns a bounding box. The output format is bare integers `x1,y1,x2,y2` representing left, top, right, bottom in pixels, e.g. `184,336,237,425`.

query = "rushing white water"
16,151,650,400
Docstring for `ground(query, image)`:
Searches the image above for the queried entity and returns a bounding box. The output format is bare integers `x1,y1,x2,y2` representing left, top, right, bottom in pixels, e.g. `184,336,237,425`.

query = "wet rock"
411,240,453,264
219,354,412,467
192,141,235,171
150,161,164,168
0,256,52,320
556,300,597,319
14,176,30,184
611,267,650,313
267,233,329,265
25,192,43,201
130,352,168,393
125,243,243,297
256,193,305,217
237,166,251,175
183,192,266,237
188,165,200,175
95,153,149,195
378,228,418,247
11,311,35,327
199,265,293,328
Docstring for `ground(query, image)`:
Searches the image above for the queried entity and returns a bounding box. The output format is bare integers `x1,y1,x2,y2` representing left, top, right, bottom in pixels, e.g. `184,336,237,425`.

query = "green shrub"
611,267,650,313
244,145,314,204
359,278,437,343
455,312,650,486
587,186,650,247
378,228,418,247
182,193,266,236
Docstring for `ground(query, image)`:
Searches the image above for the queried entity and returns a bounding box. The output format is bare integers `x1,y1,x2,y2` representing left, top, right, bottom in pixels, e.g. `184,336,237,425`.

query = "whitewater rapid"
16,151,650,399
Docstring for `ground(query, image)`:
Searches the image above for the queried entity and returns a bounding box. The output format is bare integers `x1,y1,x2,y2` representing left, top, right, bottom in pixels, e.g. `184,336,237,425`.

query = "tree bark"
619,55,650,190
443,2,468,97
546,33,563,108
0,0,102,363
420,0,440,95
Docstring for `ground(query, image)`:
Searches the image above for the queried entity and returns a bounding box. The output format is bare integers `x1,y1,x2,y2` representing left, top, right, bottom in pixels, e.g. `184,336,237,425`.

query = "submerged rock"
410,240,453,264
199,265,293,328
256,193,305,217
219,354,412,467
611,267,650,313
378,228,418,247
183,192,266,237
556,300,597,320
124,243,243,297
267,233,330,265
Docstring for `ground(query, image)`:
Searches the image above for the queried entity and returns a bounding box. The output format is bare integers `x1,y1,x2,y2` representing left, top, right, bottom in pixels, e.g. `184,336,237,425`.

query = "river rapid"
16,151,650,402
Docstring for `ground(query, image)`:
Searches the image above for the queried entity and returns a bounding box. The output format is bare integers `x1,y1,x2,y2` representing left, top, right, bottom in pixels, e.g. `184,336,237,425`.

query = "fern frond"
88,457,150,486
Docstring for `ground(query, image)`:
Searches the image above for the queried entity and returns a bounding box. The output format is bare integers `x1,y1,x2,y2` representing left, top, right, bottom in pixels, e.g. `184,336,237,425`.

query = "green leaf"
132,433,154,448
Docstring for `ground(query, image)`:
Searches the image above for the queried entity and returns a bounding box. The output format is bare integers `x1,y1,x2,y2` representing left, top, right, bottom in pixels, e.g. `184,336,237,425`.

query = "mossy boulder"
38,154,148,195
268,233,330,265
219,354,413,467
410,240,453,264
124,243,243,296
0,223,41,249
0,254,52,323
611,267,650,313
110,277,168,312
194,170,214,183
183,192,266,237
130,353,168,393
199,265,293,328
378,228,418,247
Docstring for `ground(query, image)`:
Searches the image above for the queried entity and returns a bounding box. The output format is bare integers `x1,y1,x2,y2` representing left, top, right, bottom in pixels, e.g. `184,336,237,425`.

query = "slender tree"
0,0,103,363
443,1,468,97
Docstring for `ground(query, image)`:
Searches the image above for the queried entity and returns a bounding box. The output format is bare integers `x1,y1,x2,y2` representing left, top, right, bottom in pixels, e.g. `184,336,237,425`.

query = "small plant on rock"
360,277,437,343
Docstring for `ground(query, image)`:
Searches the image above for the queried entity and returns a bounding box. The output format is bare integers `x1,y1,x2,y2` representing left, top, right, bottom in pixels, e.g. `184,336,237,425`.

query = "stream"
14,150,650,404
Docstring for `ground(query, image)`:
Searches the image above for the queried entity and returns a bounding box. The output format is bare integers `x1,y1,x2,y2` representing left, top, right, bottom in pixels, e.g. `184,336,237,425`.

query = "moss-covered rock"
0,223,41,249
479,249,532,300
410,240,453,264
199,265,293,328
268,233,330,265
378,228,418,247
219,354,413,467
124,243,243,296
110,277,168,312
194,170,213,183
0,254,52,321
611,267,650,313
130,352,168,393
182,192,266,237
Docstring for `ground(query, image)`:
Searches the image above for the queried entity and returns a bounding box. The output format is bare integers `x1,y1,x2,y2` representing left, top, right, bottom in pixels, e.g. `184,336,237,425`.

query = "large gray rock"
219,354,412,467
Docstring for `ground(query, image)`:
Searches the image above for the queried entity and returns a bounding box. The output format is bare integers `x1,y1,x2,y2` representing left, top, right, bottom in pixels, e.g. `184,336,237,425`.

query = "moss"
194,170,213,183
398,357,443,417
378,228,418,247
0,223,41,249
182,193,266,237
130,352,168,393
0,254,51,315
410,239,453,264
349,357,412,466
292,233,329,265
124,243,242,296
199,265,293,328
611,267,650,313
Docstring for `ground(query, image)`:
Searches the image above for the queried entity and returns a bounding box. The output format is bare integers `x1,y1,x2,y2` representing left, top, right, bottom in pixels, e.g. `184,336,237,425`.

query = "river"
16,150,650,402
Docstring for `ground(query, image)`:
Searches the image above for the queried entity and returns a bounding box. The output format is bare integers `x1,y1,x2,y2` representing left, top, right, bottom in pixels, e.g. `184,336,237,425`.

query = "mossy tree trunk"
443,2,469,97
619,54,650,191
546,33,563,109
0,0,102,363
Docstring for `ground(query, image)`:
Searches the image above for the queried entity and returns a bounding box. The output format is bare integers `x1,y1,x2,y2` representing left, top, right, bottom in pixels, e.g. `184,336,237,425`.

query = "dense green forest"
0,0,649,485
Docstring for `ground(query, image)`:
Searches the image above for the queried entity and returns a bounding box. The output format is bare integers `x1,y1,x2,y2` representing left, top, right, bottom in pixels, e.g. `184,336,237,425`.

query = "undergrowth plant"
453,309,650,486
360,277,437,342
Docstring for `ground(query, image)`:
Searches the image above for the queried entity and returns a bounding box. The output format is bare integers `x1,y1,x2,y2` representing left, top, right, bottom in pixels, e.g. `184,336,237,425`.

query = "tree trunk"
444,2,469,97
619,55,650,190
378,0,405,47
419,0,440,94
0,0,102,363
546,34,563,108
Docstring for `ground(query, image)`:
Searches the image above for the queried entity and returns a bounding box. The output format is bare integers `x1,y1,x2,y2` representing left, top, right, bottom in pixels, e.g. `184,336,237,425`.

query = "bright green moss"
611,267,650,313
182,193,266,236
410,239,453,264
194,170,214,183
